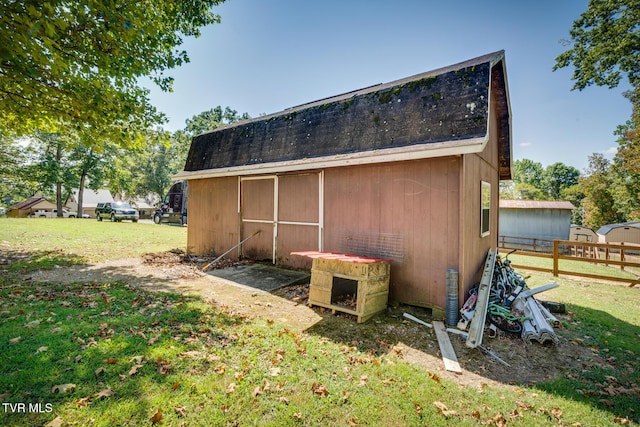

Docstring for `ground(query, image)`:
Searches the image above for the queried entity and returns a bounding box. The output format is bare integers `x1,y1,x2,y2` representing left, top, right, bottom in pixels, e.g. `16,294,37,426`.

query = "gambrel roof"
178,51,512,180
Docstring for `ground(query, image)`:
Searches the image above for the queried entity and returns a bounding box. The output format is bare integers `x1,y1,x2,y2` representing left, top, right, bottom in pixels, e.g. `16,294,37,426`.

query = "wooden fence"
498,239,640,287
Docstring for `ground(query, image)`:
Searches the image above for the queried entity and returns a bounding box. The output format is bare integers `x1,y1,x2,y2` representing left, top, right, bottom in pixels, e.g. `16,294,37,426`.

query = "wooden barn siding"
187,177,239,257
459,102,501,307
322,157,460,309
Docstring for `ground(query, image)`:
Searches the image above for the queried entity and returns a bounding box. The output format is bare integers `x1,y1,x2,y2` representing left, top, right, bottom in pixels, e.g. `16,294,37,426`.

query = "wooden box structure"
294,252,390,323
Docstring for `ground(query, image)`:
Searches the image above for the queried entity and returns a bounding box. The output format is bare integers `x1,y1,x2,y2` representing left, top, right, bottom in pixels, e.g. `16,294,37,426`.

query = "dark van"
153,181,187,226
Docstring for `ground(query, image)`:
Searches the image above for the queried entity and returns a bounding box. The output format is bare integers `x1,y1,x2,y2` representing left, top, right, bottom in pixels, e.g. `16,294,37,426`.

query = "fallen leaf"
614,416,631,425
51,384,76,394
76,397,91,407
35,346,48,354
129,364,144,376
95,389,114,399
129,355,144,364
277,396,289,404
44,416,64,427
348,418,359,425
428,372,441,382
414,402,423,416
226,382,237,394
516,401,534,411
94,367,106,376
269,367,281,377
9,337,21,344
214,364,226,375
172,382,181,391
311,383,329,396
50,327,63,333
174,405,186,417
103,357,118,365
25,320,41,328
293,413,302,420
252,386,263,397
359,375,368,387
433,401,449,413
150,408,163,425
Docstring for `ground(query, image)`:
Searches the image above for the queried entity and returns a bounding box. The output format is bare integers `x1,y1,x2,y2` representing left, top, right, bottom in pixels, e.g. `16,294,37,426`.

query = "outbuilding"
569,225,599,243
499,200,575,246
597,222,640,245
67,188,115,218
6,197,57,218
176,51,512,313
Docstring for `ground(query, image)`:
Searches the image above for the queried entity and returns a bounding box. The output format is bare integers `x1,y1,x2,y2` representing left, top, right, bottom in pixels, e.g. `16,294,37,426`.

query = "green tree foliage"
512,159,545,189
579,153,626,229
543,162,580,200
0,0,225,147
127,107,250,202
554,0,640,91
0,135,28,205
554,0,640,220
506,159,581,202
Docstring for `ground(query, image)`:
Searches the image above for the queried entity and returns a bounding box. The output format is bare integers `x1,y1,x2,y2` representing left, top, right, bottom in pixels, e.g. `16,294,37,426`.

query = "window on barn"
480,181,491,237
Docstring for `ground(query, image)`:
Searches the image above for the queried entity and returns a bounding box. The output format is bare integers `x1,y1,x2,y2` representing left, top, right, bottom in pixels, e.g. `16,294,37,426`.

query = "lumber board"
466,248,497,349
433,321,461,373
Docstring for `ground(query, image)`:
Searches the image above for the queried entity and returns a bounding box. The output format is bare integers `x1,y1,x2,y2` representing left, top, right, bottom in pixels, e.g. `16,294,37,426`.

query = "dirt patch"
26,250,604,389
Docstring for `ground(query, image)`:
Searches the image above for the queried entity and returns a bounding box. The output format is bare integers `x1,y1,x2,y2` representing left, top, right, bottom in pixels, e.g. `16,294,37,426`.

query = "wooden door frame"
238,171,324,263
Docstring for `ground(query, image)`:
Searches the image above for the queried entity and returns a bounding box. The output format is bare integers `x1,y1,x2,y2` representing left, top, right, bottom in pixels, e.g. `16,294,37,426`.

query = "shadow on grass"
302,298,640,424
0,251,244,426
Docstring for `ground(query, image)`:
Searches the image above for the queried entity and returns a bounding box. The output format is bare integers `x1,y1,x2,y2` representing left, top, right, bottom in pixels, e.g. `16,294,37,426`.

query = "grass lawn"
0,218,187,263
1,219,639,426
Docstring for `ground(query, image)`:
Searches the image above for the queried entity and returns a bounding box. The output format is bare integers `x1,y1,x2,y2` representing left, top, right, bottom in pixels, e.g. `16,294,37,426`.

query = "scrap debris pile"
458,249,560,345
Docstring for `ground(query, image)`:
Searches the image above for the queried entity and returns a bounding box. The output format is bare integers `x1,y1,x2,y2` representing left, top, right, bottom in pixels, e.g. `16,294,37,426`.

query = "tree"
579,153,625,229
512,159,545,189
554,0,640,210
0,135,29,205
0,0,225,148
543,162,580,200
554,0,640,91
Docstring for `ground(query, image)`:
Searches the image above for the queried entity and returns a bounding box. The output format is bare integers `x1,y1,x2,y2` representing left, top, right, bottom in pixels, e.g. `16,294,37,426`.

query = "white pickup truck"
32,209,78,218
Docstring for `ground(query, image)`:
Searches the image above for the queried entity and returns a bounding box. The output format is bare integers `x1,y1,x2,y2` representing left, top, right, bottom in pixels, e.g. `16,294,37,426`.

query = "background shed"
597,222,640,244
569,225,599,243
7,197,56,218
177,51,512,313
499,200,575,246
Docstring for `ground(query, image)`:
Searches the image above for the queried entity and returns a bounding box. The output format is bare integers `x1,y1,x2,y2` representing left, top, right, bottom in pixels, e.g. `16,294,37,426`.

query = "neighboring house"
129,197,157,219
499,200,575,245
175,51,512,312
67,189,114,218
6,197,57,218
597,222,640,245
569,225,599,243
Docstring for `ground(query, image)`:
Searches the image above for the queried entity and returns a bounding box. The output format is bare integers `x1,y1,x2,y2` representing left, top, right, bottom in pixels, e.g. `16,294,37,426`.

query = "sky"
144,0,633,172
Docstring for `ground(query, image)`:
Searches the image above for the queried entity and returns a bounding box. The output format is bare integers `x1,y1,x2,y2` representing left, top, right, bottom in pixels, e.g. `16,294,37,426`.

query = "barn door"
276,172,323,268
239,172,323,265
240,176,276,261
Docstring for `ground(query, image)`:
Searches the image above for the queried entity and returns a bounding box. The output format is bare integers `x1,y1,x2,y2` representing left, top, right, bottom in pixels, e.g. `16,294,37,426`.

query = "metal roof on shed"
596,222,640,235
499,200,575,210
